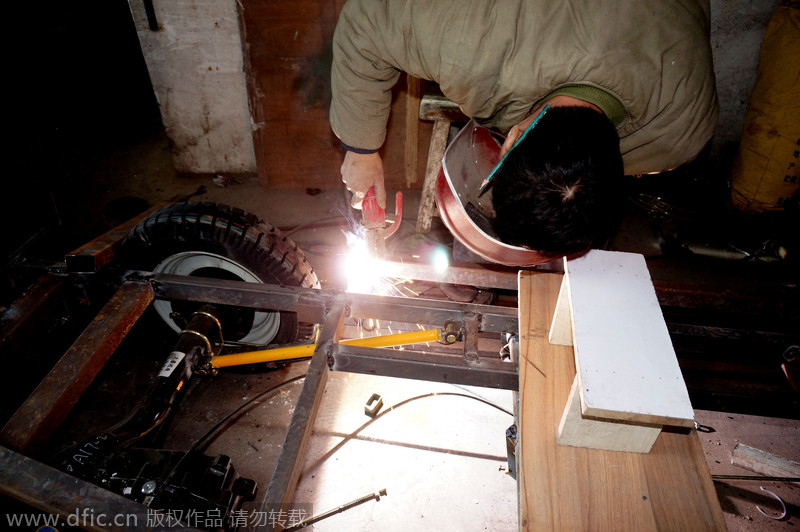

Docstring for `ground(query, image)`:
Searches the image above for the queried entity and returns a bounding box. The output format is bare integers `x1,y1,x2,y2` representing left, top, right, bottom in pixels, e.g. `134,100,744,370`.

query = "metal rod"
283,489,388,531
212,329,441,368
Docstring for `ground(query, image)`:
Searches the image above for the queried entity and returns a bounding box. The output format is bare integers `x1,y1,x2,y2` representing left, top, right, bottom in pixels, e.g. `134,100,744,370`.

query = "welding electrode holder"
361,186,403,257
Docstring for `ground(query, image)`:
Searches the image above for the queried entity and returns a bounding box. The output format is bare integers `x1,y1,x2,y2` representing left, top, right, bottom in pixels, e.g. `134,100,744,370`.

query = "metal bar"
330,344,518,390
0,445,198,532
376,259,520,290
143,272,519,333
143,0,159,31
0,273,68,354
65,203,167,273
462,312,480,364
258,296,346,530
349,296,517,334
0,281,154,454
144,272,330,324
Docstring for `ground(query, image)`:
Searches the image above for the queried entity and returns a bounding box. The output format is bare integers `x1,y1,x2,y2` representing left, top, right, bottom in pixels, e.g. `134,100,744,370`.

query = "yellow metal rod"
212,328,440,368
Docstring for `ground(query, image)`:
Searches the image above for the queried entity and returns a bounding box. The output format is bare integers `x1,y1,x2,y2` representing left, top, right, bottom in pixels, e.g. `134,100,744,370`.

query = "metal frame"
1,263,520,531
2,208,798,530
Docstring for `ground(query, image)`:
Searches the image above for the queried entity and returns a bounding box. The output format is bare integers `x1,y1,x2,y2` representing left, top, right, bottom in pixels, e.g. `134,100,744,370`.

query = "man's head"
491,106,624,257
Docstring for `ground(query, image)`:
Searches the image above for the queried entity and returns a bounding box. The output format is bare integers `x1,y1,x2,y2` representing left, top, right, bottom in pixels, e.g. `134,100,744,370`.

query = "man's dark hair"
491,106,624,257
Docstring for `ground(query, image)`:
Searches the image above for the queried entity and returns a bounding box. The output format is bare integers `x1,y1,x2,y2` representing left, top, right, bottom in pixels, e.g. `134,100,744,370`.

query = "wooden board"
731,443,800,479
517,271,726,531
556,375,661,453
242,0,432,190
550,250,695,428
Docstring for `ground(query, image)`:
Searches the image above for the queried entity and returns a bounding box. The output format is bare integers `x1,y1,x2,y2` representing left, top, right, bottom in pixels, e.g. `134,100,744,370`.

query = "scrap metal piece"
364,393,383,417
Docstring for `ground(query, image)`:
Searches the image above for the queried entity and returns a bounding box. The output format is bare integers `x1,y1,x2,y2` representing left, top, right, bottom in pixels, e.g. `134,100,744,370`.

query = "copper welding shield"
435,120,557,267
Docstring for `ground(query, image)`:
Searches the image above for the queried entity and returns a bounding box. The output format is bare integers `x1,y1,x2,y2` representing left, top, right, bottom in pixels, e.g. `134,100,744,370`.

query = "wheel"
119,201,319,345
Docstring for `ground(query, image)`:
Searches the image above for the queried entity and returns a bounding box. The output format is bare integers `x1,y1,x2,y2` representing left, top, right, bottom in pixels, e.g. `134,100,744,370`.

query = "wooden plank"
405,74,421,187
564,250,694,428
0,282,154,454
556,375,660,453
416,119,449,233
548,276,572,346
731,443,800,479
517,270,726,531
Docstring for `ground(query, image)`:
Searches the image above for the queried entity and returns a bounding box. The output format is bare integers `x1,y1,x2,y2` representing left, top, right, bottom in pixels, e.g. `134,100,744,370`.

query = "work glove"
341,150,386,210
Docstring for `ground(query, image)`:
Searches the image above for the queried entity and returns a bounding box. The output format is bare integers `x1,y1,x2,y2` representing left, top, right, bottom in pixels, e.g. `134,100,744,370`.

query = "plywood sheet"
517,271,726,531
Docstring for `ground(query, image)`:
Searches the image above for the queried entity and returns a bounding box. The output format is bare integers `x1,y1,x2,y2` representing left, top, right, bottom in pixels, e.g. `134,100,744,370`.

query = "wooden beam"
517,270,726,531
556,375,661,453
0,281,154,454
731,443,800,480
404,74,421,188
416,119,449,233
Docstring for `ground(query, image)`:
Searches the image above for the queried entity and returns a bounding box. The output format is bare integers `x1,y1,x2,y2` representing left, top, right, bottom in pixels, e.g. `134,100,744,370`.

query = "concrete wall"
708,0,780,171
127,0,257,176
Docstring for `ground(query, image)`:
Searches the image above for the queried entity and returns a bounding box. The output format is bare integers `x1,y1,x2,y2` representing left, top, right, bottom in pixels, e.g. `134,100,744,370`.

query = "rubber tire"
119,201,319,345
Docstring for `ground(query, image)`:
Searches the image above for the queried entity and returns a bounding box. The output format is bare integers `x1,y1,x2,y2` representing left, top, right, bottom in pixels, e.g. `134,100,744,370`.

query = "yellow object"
730,3,800,212
212,328,441,368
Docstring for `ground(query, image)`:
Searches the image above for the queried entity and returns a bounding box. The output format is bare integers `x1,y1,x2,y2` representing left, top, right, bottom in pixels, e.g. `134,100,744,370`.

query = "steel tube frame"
140,271,519,334
3,269,521,531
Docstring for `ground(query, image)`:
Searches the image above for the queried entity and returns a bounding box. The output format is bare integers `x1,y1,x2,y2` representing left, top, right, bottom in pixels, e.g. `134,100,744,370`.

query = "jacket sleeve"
330,0,402,151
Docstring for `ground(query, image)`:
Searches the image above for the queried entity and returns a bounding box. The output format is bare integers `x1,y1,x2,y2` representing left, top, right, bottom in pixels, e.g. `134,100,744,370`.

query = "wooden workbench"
517,271,726,531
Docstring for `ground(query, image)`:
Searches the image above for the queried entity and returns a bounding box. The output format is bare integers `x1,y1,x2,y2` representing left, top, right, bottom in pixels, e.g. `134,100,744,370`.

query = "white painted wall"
127,0,256,175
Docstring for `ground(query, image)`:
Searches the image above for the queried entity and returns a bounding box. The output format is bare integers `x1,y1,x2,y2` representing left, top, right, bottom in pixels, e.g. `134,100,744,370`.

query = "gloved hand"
341,150,386,210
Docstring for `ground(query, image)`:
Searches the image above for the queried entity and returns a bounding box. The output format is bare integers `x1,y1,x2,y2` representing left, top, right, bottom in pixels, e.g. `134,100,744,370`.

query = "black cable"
155,375,306,502
193,375,307,452
449,383,514,416
153,380,511,524
303,391,513,476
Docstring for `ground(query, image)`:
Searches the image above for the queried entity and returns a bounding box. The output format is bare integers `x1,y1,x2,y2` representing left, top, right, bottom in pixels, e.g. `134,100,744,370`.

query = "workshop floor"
6,120,799,530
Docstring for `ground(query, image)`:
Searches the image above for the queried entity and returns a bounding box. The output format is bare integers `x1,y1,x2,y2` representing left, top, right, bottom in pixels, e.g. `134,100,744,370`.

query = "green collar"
542,85,626,127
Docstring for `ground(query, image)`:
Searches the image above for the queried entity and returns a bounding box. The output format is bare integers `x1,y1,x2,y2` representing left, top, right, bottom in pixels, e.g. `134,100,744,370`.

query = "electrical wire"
153,379,512,520
155,375,307,503
449,383,514,416
303,391,514,476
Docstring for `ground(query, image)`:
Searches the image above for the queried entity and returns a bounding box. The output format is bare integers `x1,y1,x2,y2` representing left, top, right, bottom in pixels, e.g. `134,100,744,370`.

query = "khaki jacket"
330,0,718,175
